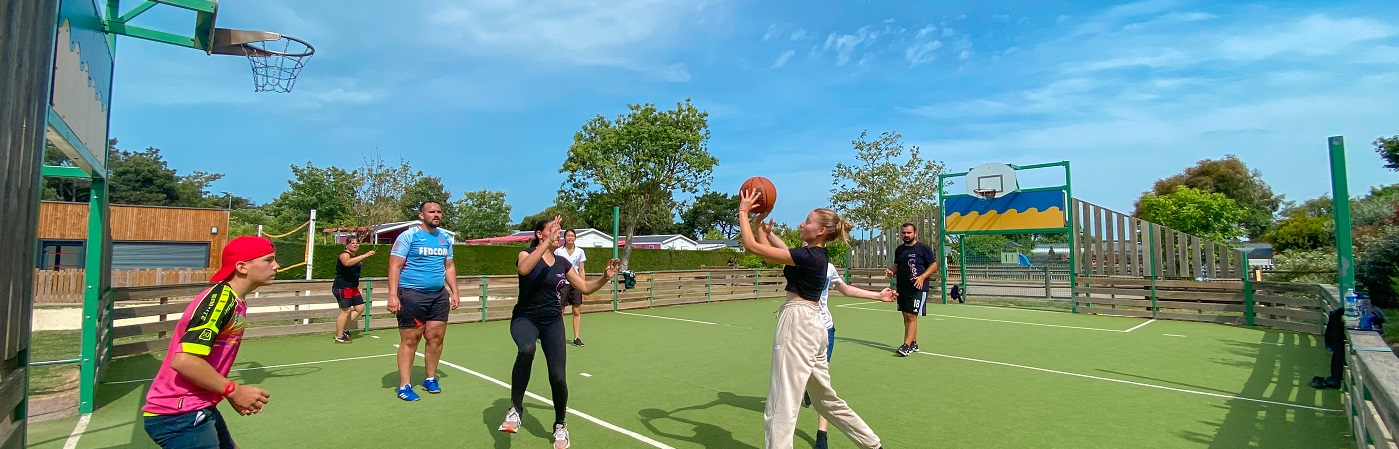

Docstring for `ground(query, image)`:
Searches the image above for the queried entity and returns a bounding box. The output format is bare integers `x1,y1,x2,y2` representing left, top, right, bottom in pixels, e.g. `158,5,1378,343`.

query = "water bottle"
1343,289,1360,328
1359,295,1374,331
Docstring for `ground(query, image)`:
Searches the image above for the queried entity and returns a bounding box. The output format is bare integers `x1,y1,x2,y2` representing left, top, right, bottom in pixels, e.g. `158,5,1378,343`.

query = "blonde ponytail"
813,208,853,244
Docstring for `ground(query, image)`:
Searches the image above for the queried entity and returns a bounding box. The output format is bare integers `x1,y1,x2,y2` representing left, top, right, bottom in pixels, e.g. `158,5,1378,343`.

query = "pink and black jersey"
141,283,248,415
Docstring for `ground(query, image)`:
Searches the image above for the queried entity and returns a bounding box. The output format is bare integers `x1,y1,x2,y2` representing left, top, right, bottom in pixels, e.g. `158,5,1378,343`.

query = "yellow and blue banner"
943,190,1067,232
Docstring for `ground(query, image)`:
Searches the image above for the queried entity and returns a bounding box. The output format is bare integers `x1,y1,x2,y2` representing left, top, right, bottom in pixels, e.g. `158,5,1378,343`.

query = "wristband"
222,381,236,397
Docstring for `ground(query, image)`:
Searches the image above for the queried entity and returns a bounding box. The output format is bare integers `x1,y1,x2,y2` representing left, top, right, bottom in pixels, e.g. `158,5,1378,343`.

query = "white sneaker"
498,407,521,433
553,423,570,449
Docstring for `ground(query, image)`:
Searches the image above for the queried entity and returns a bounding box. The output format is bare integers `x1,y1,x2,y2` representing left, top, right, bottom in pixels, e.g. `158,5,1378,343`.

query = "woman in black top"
737,190,884,449
333,236,375,343
498,216,618,449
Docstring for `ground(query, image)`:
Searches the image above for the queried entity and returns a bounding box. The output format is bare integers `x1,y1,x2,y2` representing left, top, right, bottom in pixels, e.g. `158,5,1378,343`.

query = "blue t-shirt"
390,226,453,290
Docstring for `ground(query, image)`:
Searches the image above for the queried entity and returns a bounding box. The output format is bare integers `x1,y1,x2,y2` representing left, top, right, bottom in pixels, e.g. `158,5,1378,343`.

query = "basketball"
740,176,777,214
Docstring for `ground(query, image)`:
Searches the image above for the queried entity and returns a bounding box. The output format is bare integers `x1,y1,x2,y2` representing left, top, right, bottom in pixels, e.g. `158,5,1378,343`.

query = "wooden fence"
34,268,220,304
1071,277,1331,333
1074,199,1246,280
104,269,786,359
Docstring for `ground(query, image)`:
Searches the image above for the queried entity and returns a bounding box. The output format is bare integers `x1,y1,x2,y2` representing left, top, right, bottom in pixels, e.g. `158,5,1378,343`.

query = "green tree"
517,199,593,231
829,130,944,237
1136,155,1281,240
560,98,718,270
351,152,417,227
1265,213,1329,253
1375,135,1399,171
268,162,358,231
679,191,740,239
1357,226,1399,308
1265,249,1337,285
400,176,454,224
1137,186,1247,242
452,189,512,240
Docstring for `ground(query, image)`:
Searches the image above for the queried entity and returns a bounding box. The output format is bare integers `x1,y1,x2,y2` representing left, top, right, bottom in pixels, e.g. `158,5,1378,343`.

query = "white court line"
102,353,396,385
845,340,1341,413
1163,334,1187,338
616,311,761,331
1124,319,1156,333
62,413,91,449
839,303,1129,333
396,345,675,449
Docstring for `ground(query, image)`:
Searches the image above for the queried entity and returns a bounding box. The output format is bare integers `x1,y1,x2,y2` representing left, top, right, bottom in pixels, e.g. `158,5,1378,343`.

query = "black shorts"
561,284,584,307
897,290,927,316
332,286,365,309
397,287,450,328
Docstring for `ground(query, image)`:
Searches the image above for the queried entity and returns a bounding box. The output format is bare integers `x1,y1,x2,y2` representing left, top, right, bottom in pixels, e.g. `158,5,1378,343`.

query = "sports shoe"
498,407,521,433
895,344,911,357
553,423,571,449
342,330,352,340
333,336,351,344
802,392,812,408
422,377,441,394
911,342,920,353
573,338,585,347
814,430,829,449
397,384,420,401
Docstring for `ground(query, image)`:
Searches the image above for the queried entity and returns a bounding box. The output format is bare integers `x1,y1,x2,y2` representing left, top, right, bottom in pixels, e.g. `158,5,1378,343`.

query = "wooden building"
36,202,229,271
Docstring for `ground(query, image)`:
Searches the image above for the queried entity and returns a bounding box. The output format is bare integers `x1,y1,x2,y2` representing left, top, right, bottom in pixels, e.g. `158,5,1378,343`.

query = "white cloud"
790,28,808,41
904,40,943,66
771,50,796,69
823,25,890,66
424,0,717,72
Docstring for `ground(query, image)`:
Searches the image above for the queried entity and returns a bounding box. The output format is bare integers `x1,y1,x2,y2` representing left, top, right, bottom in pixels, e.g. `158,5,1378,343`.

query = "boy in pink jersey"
142,236,277,449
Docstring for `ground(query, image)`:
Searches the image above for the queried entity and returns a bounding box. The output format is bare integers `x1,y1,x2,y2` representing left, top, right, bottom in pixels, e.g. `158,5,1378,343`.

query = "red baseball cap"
210,236,277,283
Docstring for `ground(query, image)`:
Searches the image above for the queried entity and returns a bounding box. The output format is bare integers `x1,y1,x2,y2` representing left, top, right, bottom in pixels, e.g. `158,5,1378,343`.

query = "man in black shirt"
885,223,938,357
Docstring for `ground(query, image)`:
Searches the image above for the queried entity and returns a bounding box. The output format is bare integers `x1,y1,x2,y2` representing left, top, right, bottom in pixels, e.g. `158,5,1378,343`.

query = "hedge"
275,244,739,280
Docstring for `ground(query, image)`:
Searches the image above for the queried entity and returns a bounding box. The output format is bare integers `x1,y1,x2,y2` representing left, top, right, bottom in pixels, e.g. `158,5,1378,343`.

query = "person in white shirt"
554,229,588,347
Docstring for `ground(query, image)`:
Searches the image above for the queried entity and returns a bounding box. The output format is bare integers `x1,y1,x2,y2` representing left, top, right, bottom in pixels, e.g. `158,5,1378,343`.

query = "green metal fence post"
1243,268,1255,327
1329,136,1356,293
79,177,107,414
480,277,488,323
363,279,372,332
649,271,655,308
755,268,761,299
705,271,711,303
958,236,968,304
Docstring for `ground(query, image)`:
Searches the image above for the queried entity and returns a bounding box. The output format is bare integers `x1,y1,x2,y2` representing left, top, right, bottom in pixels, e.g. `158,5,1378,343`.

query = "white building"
624,234,702,250
509,228,615,248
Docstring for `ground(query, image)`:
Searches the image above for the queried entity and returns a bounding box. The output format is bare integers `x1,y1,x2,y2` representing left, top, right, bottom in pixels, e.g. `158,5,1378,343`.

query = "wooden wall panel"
37,202,229,267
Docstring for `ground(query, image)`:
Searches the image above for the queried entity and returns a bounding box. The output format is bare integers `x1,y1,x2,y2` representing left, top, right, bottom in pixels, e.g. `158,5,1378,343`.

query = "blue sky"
105,0,1399,230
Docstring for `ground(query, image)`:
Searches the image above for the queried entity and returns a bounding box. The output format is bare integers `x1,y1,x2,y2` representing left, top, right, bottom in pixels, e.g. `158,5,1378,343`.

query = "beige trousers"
765,300,881,449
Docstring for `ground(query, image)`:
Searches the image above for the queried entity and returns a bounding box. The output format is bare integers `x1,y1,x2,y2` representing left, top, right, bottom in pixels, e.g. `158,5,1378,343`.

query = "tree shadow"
637,391,766,449
481,397,553,449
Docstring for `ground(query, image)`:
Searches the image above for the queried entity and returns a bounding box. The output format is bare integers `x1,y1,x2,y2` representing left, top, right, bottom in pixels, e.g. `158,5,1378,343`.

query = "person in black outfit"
884,223,938,357
333,236,375,343
497,216,618,449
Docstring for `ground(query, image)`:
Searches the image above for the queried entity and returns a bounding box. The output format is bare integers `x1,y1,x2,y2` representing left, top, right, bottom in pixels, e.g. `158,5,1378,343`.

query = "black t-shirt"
333,251,362,289
894,242,937,292
515,248,573,321
784,247,829,301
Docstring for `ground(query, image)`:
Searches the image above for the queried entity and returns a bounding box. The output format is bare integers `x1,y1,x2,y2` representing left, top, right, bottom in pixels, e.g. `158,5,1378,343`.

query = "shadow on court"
482,398,555,449
638,391,765,449
379,366,451,389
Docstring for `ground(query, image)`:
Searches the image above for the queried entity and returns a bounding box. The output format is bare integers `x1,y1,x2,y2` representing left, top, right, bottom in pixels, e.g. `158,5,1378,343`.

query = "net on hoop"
972,188,999,199
237,35,314,93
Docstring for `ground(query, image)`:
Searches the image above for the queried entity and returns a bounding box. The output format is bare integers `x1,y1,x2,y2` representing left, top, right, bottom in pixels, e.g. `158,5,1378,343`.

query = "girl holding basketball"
499,216,619,449
738,189,885,449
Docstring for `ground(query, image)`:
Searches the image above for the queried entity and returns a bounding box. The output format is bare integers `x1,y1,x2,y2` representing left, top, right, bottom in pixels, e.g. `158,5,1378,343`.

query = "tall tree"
350,152,418,227
268,162,358,230
829,130,945,236
452,189,512,240
1135,155,1281,239
679,191,740,239
517,199,593,231
560,99,718,269
400,176,454,224
1375,135,1399,171
1265,213,1330,254
1137,186,1247,242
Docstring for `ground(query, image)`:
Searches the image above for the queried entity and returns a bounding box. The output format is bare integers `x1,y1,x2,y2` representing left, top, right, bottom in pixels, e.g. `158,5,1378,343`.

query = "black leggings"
510,316,568,425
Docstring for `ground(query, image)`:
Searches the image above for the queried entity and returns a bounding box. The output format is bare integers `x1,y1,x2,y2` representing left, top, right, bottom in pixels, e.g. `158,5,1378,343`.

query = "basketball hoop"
973,188,999,199
211,28,314,93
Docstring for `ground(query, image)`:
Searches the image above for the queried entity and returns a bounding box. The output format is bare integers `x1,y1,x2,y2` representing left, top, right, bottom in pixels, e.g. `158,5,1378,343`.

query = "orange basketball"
740,176,777,214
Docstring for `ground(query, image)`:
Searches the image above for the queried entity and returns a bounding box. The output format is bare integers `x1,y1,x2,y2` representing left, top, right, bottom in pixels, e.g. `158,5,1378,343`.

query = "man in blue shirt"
388,201,459,401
